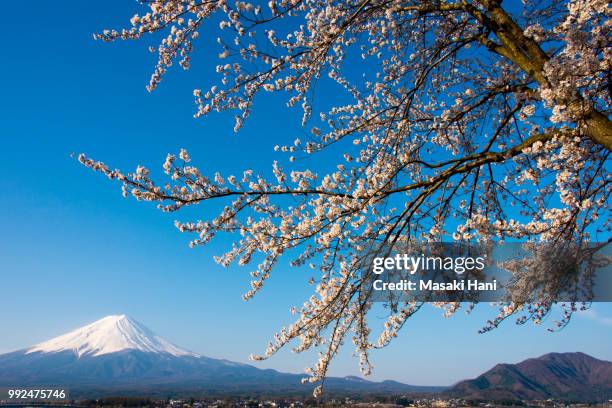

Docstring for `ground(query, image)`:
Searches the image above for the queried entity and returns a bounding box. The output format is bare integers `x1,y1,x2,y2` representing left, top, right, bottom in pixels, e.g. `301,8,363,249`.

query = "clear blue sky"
0,0,611,387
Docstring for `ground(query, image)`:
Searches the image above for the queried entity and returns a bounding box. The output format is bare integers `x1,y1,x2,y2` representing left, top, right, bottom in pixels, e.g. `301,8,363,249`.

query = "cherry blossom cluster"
86,0,611,395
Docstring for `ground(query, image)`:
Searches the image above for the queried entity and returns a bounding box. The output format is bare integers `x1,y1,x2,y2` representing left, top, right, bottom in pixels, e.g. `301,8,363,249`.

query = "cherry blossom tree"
81,0,611,395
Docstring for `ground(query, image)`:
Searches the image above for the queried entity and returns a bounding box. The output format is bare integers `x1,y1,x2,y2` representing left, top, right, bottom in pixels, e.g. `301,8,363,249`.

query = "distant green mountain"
449,352,612,401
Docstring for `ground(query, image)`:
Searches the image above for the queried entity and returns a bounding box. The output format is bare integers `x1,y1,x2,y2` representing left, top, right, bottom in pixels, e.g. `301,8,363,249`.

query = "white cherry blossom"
85,0,610,395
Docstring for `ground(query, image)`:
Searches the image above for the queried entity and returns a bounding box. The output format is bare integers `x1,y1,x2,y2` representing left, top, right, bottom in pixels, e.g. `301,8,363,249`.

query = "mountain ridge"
448,351,612,401
0,315,441,397
3,316,611,400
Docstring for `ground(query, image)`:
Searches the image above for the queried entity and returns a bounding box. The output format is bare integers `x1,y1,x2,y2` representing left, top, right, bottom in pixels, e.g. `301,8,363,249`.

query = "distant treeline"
78,396,155,407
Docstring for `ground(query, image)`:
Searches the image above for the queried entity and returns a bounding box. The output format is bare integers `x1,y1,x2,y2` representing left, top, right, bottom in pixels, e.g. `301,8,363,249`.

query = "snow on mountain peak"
26,315,199,358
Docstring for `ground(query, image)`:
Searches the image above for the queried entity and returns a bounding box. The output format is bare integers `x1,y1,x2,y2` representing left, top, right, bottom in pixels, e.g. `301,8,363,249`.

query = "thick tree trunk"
577,106,612,151
480,1,612,150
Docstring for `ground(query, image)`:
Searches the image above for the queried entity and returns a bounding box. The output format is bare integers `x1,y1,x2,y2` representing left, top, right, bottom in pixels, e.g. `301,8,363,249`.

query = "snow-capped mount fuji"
0,315,441,397
26,315,198,358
